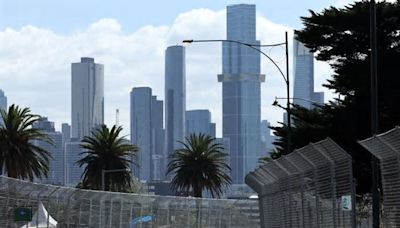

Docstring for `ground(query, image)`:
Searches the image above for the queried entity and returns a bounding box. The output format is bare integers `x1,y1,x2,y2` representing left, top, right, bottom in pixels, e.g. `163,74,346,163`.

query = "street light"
101,168,131,191
183,31,292,152
369,0,379,227
273,97,324,107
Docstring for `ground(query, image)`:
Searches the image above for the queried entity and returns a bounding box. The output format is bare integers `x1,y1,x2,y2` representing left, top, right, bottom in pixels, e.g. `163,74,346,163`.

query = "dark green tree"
0,104,52,180
77,124,138,192
270,1,400,194
167,133,231,198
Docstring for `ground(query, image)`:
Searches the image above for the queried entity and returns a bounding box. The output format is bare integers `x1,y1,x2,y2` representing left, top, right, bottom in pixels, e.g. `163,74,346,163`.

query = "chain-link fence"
245,138,356,228
359,126,400,227
0,176,259,228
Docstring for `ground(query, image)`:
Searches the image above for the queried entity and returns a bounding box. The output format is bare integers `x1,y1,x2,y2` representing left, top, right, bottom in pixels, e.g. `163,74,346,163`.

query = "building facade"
293,39,324,109
219,4,265,184
0,90,7,126
165,46,186,169
151,96,165,180
65,138,84,187
186,110,216,138
33,118,64,185
131,88,165,181
131,87,152,181
260,120,276,157
71,57,104,139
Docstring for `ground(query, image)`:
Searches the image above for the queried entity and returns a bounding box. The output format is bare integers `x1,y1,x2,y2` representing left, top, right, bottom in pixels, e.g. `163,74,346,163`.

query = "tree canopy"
270,1,400,194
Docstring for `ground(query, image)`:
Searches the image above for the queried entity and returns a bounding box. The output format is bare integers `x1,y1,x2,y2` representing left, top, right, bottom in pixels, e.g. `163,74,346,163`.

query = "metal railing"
0,176,259,228
359,126,400,227
246,138,356,228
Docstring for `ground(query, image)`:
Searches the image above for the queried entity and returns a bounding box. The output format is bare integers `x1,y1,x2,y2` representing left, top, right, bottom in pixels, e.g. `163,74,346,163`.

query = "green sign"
14,207,32,222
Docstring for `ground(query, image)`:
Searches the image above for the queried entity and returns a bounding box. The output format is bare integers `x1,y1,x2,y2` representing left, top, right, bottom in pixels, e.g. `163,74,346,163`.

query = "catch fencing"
359,126,400,227
0,176,259,228
245,138,356,228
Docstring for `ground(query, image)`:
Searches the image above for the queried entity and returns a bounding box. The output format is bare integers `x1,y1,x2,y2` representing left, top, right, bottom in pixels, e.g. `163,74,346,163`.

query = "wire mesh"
0,176,259,228
246,138,355,228
359,126,400,227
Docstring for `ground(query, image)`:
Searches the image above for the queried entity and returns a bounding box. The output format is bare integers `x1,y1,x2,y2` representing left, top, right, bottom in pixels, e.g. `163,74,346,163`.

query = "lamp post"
273,97,324,106
183,31,291,153
101,168,131,191
370,0,379,227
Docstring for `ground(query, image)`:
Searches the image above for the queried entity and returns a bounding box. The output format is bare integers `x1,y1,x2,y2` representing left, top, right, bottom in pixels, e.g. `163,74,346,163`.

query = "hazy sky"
0,0,361,136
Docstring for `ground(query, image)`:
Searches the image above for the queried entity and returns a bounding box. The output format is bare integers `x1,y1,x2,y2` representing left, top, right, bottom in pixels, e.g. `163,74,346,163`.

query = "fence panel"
246,138,355,228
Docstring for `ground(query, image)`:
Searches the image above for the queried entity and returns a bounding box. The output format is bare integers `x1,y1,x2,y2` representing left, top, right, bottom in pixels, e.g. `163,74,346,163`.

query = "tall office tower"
65,138,83,187
71,57,104,139
293,39,324,109
0,90,7,126
32,118,63,185
165,46,186,165
62,123,71,145
219,4,265,184
151,96,165,181
260,120,276,156
186,110,216,137
61,123,71,184
131,87,152,181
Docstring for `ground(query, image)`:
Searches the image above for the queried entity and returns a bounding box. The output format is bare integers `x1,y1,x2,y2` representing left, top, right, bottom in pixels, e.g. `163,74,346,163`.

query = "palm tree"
0,104,52,180
77,124,138,192
167,133,231,198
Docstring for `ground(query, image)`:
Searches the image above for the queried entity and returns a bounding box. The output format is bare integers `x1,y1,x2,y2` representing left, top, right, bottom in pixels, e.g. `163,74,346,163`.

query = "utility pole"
370,0,380,227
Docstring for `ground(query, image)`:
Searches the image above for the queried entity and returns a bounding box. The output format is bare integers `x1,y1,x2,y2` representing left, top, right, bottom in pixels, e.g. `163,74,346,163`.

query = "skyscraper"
186,110,216,137
0,90,7,126
219,4,265,184
131,87,152,181
260,120,276,156
130,88,165,181
293,39,324,109
165,46,186,164
65,138,84,187
71,57,104,139
151,96,165,180
32,117,63,185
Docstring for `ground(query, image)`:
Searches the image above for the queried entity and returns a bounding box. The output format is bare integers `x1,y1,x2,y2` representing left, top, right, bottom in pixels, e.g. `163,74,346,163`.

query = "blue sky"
0,0,356,135
1,0,344,33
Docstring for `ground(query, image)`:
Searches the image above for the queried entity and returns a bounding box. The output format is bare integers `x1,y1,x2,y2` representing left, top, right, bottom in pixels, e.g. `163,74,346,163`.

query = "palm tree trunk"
193,186,202,228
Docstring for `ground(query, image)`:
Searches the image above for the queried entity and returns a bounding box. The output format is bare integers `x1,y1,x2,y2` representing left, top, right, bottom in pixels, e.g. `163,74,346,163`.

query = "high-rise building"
165,46,186,166
131,87,152,181
130,88,165,181
219,4,265,184
260,120,276,156
71,57,104,139
151,96,165,180
32,117,63,185
0,90,7,126
65,138,84,187
186,110,216,137
293,39,324,109
62,123,71,145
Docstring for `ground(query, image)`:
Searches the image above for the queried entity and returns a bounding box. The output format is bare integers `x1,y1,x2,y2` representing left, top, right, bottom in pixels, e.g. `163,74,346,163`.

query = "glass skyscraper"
71,57,104,138
219,4,265,184
130,87,165,181
165,46,186,163
293,39,324,109
186,110,216,138
131,87,152,181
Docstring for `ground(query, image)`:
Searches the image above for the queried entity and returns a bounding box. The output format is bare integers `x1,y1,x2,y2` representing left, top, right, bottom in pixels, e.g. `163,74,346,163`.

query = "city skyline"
0,1,358,137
